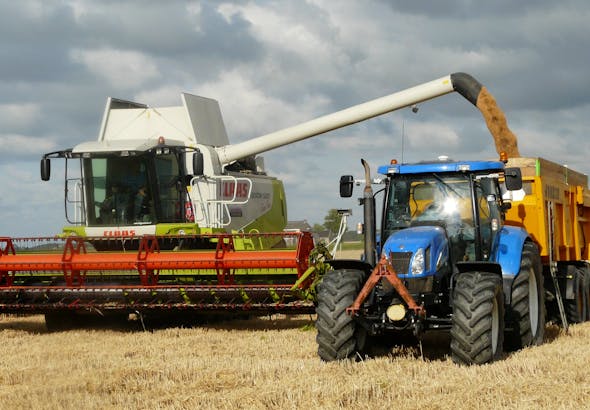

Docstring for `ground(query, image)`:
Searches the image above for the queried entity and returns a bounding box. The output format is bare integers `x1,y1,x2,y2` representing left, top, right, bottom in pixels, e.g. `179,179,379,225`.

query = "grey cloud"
0,0,589,233
379,0,560,18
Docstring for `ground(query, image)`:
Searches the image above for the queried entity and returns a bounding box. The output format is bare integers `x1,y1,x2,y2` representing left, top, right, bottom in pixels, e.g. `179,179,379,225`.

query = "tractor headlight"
411,248,425,275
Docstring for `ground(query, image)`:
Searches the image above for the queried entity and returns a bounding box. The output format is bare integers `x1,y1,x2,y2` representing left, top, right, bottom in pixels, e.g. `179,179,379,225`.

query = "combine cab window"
84,156,153,226
154,154,182,223
83,152,184,226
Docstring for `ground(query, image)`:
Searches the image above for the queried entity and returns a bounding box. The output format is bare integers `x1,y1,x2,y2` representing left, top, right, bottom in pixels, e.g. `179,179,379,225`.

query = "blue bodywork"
378,160,505,176
491,225,529,277
381,226,449,278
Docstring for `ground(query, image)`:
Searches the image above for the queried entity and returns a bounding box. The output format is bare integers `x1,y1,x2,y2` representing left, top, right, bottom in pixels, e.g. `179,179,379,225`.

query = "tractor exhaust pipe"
217,72,520,165
361,159,376,267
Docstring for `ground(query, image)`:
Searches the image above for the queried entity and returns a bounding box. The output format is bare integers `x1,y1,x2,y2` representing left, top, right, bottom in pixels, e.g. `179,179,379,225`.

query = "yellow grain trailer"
506,157,590,323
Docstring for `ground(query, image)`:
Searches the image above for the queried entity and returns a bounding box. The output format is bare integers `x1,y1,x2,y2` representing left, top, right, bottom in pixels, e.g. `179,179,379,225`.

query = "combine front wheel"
316,269,366,361
450,271,504,365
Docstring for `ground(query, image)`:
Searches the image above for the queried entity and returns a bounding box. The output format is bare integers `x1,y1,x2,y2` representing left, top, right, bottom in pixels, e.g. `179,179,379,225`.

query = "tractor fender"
492,225,530,278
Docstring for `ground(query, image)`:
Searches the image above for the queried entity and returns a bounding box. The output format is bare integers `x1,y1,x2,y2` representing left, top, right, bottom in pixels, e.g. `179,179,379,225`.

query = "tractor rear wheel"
565,266,587,324
450,271,504,365
316,269,366,361
505,242,545,350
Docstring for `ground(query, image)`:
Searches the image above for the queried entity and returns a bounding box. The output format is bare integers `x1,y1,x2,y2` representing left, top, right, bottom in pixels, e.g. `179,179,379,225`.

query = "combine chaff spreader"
1,73,535,332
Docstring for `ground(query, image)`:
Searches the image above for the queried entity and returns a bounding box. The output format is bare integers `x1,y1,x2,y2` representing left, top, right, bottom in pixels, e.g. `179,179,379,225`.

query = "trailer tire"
450,271,504,365
566,267,587,323
316,269,366,361
505,242,545,350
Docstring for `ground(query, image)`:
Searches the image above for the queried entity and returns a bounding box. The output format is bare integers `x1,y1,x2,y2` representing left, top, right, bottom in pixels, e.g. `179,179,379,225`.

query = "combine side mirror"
193,151,204,176
40,158,51,181
340,175,354,197
504,167,522,191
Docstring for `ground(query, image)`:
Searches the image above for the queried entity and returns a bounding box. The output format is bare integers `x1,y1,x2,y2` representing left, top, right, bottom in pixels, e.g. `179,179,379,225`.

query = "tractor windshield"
82,152,184,226
383,173,476,260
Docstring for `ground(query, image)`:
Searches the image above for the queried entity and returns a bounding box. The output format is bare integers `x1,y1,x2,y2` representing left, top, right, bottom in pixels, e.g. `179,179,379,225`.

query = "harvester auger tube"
216,72,519,165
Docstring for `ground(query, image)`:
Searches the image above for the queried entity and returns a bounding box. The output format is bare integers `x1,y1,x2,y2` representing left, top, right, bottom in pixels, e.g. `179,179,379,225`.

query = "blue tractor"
316,157,546,365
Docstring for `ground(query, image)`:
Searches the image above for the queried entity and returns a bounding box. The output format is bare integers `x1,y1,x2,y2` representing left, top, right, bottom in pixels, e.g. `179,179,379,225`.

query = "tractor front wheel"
316,269,366,361
450,271,504,365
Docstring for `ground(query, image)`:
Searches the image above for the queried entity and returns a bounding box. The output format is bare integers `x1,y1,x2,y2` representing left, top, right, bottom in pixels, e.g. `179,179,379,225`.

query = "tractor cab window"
475,176,503,260
384,174,476,262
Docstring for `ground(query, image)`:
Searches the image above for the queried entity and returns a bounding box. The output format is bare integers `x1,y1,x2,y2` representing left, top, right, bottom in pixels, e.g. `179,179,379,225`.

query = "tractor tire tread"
316,269,365,361
451,271,504,365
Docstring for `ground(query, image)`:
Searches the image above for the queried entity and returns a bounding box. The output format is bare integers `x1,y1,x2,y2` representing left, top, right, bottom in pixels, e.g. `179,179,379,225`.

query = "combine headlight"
411,248,425,275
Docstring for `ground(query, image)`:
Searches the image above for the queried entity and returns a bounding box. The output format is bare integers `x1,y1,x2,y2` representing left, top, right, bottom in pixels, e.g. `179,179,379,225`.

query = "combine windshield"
82,152,184,226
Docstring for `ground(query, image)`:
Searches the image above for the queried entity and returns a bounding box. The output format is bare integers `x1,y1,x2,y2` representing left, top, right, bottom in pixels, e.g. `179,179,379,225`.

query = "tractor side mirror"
193,151,204,176
504,167,522,191
340,175,354,197
40,157,51,181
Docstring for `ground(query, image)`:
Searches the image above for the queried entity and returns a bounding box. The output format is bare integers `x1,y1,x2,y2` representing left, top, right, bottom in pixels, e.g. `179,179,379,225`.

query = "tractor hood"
381,225,449,278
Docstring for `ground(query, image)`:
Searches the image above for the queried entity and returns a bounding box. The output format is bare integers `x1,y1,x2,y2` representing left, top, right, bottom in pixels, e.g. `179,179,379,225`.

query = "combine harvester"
1,73,587,360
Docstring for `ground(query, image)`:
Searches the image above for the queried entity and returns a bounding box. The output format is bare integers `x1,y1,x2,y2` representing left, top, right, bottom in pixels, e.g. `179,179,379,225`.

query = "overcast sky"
1,0,589,236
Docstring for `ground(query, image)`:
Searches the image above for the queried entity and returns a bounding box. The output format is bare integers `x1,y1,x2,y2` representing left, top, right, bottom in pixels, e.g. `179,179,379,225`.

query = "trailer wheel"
565,267,587,323
450,271,504,365
316,269,366,361
505,242,545,350
584,268,590,321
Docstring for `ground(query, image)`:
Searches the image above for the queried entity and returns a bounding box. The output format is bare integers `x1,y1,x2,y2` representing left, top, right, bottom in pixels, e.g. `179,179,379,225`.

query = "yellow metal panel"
505,158,590,263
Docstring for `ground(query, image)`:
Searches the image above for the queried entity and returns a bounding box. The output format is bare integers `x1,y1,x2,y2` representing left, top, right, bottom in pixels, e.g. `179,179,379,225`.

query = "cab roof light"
499,151,508,163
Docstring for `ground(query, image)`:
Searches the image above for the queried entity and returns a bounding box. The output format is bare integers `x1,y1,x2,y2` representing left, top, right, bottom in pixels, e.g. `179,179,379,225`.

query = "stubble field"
0,313,589,410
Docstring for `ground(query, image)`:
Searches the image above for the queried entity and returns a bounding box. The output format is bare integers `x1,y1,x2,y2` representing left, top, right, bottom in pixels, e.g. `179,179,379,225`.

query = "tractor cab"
382,167,499,266
378,159,520,280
